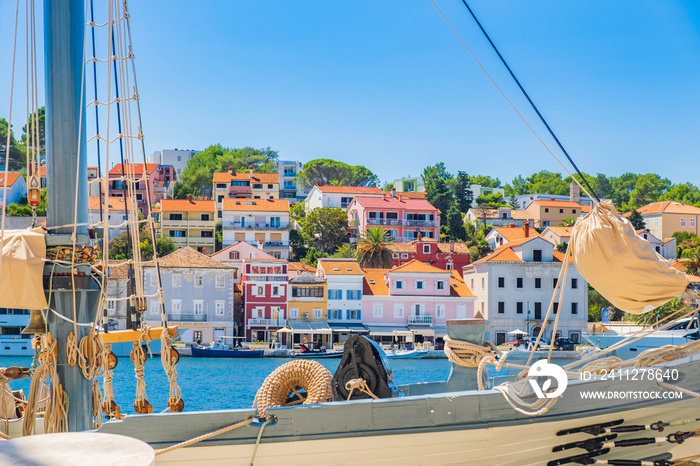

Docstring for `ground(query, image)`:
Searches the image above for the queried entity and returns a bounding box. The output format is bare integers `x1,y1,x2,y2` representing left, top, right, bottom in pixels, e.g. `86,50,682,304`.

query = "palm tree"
355,226,395,268
681,248,700,276
559,217,575,227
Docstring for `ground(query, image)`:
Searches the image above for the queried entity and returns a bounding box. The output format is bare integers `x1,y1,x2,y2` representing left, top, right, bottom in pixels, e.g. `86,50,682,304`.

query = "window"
328,289,342,300
392,253,399,259
229,251,240,260
572,209,577,214
216,183,226,189
446,263,454,270
423,244,431,254
544,208,549,213
516,302,523,314
569,332,580,344
171,299,182,314
172,274,182,288
571,278,578,289
201,214,210,221
290,308,299,319
395,280,404,290
252,285,264,297
414,280,425,290
534,302,542,319
253,183,262,189
373,302,383,318
149,300,159,315
692,218,696,228
268,184,274,189
169,213,183,221
313,308,322,319
681,218,686,227
216,275,225,288
218,211,222,218
535,278,541,289
201,231,213,238
436,281,445,290
346,290,361,300
169,230,186,238
533,249,542,261
498,302,505,314
195,274,203,287
135,193,143,201
516,277,523,288
329,309,341,319
435,304,445,318
552,278,558,288
456,304,467,318
193,300,204,315
217,195,224,203
496,332,506,345
498,277,505,288
481,277,485,289
347,309,361,320
340,197,353,208
401,253,409,259
571,302,578,314
553,302,559,314
394,303,404,318
216,301,225,316
559,209,563,214
107,300,116,311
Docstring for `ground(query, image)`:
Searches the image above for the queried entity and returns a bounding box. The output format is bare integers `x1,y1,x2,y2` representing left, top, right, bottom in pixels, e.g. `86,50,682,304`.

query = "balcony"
162,219,216,229
408,315,433,325
283,170,297,177
264,241,289,248
367,219,402,226
167,313,207,322
404,220,437,228
246,275,286,282
224,222,289,231
229,186,252,195
248,318,287,327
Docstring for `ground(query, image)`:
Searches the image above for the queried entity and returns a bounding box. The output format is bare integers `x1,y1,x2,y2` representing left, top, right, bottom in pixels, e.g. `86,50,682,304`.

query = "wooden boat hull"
190,347,264,358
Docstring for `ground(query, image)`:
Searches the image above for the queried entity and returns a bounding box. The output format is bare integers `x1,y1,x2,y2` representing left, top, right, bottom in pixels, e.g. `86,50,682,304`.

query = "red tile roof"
351,196,437,212
289,262,317,273
491,225,542,241
318,258,364,275
88,196,133,211
637,201,700,215
315,185,383,194
0,172,22,187
362,268,390,295
108,163,159,176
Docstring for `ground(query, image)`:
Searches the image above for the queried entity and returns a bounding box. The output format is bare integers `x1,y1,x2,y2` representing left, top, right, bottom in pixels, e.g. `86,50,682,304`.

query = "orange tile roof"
390,259,450,274
152,247,234,269
222,198,289,212
637,201,700,215
544,226,573,236
473,247,522,264
212,171,279,184
88,196,133,211
0,172,22,187
108,163,159,176
582,206,591,213
318,258,364,275
289,262,317,273
669,260,700,283
160,199,215,212
362,268,390,295
450,271,475,298
315,185,383,194
491,225,542,241
531,199,584,208
211,241,276,260
662,238,675,244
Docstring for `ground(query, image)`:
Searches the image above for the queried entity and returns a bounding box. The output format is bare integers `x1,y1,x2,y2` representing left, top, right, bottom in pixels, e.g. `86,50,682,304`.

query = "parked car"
553,338,577,351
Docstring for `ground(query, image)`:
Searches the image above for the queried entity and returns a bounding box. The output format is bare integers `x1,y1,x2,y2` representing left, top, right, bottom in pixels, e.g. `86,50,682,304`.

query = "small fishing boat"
289,342,342,359
384,349,428,360
190,339,263,358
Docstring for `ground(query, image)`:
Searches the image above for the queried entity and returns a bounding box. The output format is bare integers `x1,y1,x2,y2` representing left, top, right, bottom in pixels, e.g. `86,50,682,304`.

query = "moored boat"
190,340,263,358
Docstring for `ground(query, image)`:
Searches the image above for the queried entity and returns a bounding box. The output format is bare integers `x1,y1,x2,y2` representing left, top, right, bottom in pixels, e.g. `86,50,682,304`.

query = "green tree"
21,107,45,160
559,217,575,227
295,159,378,190
355,226,395,268
627,210,646,230
556,242,568,253
290,229,310,260
382,182,394,191
659,183,700,206
333,243,355,258
5,188,47,216
628,173,670,209
446,203,466,241
108,227,176,260
469,175,501,188
475,192,507,208
215,221,223,251
453,171,473,213
610,172,638,210
300,207,349,254
426,177,453,225
630,298,684,326
680,248,700,276
588,285,626,322
0,118,25,170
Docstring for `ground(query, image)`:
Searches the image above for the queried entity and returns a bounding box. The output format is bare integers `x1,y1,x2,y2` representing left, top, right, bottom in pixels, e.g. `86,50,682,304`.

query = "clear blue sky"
2,1,700,187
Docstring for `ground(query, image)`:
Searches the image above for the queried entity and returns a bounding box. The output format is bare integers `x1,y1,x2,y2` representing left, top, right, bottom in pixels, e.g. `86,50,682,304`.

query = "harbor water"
0,356,456,414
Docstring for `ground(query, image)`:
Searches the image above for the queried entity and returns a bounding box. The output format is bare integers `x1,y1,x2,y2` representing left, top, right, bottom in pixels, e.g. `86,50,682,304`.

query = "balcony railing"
167,313,207,322
229,186,252,195
404,220,437,227
264,241,289,248
367,219,402,226
162,219,215,228
224,222,289,230
246,275,286,282
408,315,433,325
248,318,287,327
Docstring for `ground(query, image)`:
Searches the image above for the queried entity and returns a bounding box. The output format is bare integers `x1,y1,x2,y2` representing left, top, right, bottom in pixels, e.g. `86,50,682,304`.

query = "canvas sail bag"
570,201,688,314
0,228,48,310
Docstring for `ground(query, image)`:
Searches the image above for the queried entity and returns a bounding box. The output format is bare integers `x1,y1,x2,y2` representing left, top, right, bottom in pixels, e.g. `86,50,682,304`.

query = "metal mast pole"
44,0,99,431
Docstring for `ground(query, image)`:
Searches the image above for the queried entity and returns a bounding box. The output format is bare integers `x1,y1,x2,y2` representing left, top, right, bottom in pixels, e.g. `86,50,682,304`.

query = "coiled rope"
253,360,333,417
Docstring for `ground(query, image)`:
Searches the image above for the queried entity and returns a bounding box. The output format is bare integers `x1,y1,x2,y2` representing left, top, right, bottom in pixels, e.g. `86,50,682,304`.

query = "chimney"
524,221,530,238
187,195,193,203
390,187,396,197
509,223,515,228
550,197,555,201
257,240,264,251
249,165,254,178
228,166,233,175
383,193,387,200
417,232,423,241
570,182,581,204
398,194,403,202
450,240,455,252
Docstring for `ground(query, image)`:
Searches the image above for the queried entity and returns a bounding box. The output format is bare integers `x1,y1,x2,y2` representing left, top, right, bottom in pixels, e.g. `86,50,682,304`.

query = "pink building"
389,238,471,276
361,260,475,345
348,193,440,242
108,163,176,215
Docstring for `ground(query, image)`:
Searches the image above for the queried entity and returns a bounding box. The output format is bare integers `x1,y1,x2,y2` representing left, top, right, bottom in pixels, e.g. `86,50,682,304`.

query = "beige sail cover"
570,201,689,314
0,228,48,310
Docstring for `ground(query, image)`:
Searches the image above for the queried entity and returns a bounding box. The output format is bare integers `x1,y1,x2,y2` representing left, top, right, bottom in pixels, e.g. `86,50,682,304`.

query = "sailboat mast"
44,0,98,431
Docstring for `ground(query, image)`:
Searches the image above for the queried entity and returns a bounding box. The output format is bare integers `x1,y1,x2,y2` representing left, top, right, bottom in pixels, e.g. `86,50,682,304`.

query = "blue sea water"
0,356,453,414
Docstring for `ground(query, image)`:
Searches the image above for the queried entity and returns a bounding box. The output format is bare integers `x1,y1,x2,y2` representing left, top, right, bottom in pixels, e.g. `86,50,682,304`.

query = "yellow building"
636,201,700,239
525,199,584,229
212,167,280,216
154,199,216,254
287,272,330,347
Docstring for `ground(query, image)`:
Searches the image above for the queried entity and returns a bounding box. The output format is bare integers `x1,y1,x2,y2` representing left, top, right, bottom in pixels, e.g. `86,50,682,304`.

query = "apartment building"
287,272,331,347
242,258,288,344
636,201,700,240
108,163,176,215
154,198,216,254
212,167,279,216
221,198,290,259
304,185,383,212
316,258,368,342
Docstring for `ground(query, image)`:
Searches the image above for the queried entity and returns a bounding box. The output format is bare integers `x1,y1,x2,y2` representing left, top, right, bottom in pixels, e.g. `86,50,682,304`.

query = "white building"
277,160,308,202
484,222,541,249
0,173,27,206
88,196,131,238
316,258,367,340
463,236,588,345
392,176,425,193
221,198,290,259
305,185,383,213
149,149,197,177
636,229,676,260
465,207,532,227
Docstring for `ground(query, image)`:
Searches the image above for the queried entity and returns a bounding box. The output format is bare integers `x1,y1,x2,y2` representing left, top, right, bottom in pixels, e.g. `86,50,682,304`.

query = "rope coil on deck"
443,336,498,368
253,360,333,417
